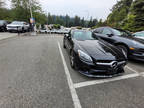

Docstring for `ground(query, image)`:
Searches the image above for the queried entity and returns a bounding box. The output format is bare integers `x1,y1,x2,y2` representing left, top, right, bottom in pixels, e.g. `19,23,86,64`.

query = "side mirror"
68,36,71,40
65,34,69,37
107,34,114,37
132,34,135,37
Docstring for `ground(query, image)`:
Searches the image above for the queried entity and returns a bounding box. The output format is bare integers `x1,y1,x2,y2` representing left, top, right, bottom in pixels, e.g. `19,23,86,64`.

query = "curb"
0,33,17,41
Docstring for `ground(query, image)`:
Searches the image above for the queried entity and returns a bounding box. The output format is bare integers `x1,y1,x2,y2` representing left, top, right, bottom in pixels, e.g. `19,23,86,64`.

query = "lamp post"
29,0,35,32
29,0,33,18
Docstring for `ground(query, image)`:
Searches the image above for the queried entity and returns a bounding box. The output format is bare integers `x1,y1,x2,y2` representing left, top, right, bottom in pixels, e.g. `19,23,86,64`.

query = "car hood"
76,40,125,61
120,35,144,44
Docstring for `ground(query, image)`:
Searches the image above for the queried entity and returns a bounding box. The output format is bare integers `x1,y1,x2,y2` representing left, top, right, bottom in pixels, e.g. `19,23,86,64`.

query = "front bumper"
7,27,22,32
76,58,126,78
129,49,144,61
129,54,144,61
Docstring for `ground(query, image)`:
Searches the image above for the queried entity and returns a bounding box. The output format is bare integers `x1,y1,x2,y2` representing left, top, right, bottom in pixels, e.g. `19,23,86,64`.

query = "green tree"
130,0,144,31
88,17,93,27
65,14,70,27
107,0,133,27
74,16,80,26
81,17,85,27
11,0,42,22
55,16,64,25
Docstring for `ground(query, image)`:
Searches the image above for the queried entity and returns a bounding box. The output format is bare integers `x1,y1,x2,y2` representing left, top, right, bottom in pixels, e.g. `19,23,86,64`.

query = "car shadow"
128,59,144,65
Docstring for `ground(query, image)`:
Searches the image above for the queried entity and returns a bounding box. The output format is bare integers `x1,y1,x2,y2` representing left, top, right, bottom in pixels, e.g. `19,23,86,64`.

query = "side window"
94,28,103,34
69,31,72,37
94,29,99,33
102,28,112,35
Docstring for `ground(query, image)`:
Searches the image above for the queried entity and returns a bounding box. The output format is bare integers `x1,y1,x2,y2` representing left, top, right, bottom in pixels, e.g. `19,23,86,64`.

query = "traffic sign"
30,18,35,24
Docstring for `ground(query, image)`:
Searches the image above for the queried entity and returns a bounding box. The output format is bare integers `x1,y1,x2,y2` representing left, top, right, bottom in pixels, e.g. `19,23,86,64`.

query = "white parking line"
74,73,139,88
125,66,139,73
139,72,144,77
57,42,82,108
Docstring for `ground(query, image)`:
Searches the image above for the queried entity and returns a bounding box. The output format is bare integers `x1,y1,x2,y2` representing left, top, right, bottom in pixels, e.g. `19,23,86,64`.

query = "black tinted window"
102,28,112,35
73,31,96,41
111,28,131,36
94,28,102,33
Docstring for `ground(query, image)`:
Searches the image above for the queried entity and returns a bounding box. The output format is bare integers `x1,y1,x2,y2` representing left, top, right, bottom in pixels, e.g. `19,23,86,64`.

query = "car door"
67,32,74,53
64,32,71,51
23,22,27,30
95,28,116,44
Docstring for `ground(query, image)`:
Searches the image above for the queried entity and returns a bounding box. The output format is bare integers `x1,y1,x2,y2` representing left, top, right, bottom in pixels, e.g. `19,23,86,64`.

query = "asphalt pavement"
0,34,144,108
0,32,17,40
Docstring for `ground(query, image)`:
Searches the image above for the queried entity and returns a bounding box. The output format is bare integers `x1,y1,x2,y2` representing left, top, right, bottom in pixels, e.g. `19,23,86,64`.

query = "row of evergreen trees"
46,14,99,28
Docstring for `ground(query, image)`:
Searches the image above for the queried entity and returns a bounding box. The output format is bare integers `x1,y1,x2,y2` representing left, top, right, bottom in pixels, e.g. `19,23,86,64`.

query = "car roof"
71,29,91,32
93,26,112,31
135,31,144,33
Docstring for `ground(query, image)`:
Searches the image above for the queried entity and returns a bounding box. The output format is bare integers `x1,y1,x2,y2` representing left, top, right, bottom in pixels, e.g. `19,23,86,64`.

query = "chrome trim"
96,61,126,66
118,61,126,65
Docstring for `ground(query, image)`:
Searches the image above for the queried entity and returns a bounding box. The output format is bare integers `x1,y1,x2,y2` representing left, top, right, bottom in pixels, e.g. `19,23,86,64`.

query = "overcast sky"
40,0,117,20
6,0,117,20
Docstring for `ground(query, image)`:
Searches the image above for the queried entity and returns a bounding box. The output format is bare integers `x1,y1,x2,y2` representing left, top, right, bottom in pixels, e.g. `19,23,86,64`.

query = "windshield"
111,28,131,36
0,20,4,24
73,31,96,41
11,21,23,25
134,32,144,37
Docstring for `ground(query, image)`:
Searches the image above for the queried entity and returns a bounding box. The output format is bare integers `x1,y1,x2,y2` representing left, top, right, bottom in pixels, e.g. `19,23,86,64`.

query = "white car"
7,21,29,33
39,28,48,33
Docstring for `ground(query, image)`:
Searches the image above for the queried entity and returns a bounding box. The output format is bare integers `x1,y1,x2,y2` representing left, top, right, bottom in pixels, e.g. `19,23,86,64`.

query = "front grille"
139,49,144,53
134,49,144,55
89,67,124,76
95,60,112,63
7,26,17,28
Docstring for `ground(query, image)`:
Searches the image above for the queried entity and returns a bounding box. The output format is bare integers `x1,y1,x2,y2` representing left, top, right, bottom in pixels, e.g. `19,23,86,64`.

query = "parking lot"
0,34,144,108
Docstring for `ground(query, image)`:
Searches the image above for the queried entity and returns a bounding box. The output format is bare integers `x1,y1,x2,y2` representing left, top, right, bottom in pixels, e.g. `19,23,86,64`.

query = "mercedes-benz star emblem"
111,61,118,68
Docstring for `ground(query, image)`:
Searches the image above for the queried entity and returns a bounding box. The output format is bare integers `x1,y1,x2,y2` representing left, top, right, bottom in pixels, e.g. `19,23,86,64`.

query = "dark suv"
0,20,8,32
93,27,144,61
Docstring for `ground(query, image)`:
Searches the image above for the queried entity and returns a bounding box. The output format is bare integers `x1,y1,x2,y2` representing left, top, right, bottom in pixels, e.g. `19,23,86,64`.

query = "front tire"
63,40,66,49
70,51,77,69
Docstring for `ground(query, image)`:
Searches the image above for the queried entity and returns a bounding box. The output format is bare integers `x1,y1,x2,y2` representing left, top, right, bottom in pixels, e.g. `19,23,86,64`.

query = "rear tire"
21,28,24,33
63,40,66,49
117,45,128,58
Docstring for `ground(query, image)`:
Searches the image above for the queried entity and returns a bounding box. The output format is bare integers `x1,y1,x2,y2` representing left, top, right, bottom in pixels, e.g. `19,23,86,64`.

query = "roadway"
0,34,144,108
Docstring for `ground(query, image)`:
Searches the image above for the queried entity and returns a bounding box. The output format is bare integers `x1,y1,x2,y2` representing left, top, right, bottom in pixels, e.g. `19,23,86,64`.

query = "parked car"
39,28,48,33
0,20,8,32
133,31,144,40
63,29,69,34
93,27,144,61
7,21,29,33
51,29,57,34
63,30,127,77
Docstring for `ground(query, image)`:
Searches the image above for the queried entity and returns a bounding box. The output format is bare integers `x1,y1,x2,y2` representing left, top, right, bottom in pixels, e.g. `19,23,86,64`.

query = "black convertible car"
63,30,127,77
93,27,144,61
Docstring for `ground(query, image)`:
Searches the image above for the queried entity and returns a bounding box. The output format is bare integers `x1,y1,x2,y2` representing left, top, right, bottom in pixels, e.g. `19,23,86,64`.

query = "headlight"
78,50,93,62
132,41,138,45
131,41,143,50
